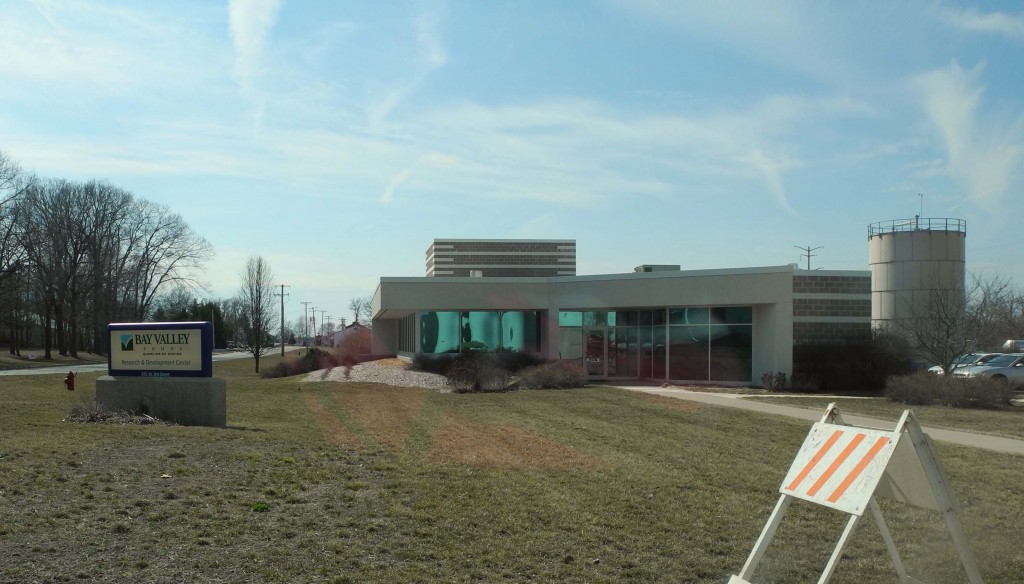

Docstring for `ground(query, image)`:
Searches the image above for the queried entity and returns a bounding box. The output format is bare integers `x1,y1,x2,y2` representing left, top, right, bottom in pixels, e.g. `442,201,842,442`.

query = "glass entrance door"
584,327,607,378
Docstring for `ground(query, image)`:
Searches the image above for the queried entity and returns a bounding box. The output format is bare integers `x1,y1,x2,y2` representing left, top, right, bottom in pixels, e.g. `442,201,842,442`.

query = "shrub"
446,353,512,393
885,372,1015,409
410,352,457,376
261,347,339,378
760,371,787,392
518,361,586,389
412,352,584,392
792,330,914,393
493,351,546,373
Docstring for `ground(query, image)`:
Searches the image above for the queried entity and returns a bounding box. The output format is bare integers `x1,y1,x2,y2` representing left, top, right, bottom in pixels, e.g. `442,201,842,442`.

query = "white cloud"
228,0,282,89
914,62,1023,206
366,2,449,129
380,167,413,204
936,6,1024,40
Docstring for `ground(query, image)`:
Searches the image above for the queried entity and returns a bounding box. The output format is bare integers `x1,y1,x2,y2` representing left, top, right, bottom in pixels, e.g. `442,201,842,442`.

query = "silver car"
928,353,1002,375
952,353,1024,388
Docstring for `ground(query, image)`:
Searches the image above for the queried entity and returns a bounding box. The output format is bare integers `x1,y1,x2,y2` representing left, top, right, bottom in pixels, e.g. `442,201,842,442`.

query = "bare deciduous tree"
238,256,276,372
896,273,1015,375
0,151,32,354
349,296,373,326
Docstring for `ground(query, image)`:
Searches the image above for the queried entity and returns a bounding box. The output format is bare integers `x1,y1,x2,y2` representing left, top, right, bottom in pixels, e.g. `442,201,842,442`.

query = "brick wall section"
794,322,871,344
792,275,871,294
793,298,871,318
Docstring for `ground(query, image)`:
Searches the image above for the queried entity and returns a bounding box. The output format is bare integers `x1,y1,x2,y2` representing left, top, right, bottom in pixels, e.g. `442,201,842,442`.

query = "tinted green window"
559,311,582,327
669,307,709,325
711,307,753,324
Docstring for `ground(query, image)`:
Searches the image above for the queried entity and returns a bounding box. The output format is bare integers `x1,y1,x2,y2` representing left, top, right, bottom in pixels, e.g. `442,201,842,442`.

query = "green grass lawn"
1,355,1022,583
745,395,1024,440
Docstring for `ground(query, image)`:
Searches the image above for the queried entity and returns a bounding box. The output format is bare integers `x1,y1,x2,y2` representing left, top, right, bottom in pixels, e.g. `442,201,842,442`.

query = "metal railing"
868,217,966,236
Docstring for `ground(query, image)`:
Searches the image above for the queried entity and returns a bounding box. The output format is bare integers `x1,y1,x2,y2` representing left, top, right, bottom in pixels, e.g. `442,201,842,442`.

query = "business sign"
108,321,213,377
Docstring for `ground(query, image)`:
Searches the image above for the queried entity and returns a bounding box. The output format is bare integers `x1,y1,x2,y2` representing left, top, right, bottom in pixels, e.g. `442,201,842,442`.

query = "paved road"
0,346,301,377
617,385,1024,456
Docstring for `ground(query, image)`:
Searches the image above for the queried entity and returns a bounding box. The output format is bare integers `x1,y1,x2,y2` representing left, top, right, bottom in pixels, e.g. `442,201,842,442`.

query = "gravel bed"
302,358,451,391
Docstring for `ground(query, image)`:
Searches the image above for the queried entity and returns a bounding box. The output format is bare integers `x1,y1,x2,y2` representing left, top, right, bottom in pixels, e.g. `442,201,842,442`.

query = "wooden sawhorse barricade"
729,404,984,584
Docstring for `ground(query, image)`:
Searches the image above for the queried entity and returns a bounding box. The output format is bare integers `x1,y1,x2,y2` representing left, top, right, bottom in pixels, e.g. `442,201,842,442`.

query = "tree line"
0,150,212,358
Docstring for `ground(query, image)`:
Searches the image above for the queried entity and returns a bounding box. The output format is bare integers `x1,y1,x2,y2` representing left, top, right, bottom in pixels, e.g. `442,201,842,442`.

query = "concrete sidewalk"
616,385,1024,456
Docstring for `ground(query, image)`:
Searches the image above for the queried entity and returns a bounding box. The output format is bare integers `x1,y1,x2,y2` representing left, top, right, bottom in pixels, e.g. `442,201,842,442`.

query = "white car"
928,353,1001,375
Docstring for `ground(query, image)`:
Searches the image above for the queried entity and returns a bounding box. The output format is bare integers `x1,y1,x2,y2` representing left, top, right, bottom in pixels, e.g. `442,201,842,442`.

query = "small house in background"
329,321,368,348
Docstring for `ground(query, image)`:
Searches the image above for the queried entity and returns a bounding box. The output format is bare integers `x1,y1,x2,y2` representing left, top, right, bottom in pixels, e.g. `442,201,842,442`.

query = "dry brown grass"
426,409,603,469
631,391,706,413
328,384,426,452
300,388,362,448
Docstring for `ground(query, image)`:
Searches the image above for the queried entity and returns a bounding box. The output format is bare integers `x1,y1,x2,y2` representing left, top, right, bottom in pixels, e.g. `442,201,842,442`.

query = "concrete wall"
96,376,227,427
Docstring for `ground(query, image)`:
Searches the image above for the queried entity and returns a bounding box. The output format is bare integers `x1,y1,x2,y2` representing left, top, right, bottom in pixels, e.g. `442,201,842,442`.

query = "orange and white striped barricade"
728,403,983,584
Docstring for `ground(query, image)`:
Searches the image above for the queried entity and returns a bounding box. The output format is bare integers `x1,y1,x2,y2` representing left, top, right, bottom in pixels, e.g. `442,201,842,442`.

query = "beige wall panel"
919,262,941,289
903,261,922,291
938,261,958,289
872,265,887,292
869,238,880,264
893,234,913,262
948,233,966,261
886,263,902,291
878,235,894,263
911,231,931,261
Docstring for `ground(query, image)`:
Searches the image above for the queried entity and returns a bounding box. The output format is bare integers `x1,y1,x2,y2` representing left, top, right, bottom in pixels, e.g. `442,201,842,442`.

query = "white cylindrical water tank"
868,217,966,329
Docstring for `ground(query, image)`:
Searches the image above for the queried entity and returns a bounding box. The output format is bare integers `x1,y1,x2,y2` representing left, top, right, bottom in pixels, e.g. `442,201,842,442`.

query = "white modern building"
371,263,872,384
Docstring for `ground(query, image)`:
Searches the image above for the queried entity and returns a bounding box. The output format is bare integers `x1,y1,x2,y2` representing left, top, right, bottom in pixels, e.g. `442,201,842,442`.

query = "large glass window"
558,306,751,382
669,326,709,380
709,325,752,382
419,311,539,353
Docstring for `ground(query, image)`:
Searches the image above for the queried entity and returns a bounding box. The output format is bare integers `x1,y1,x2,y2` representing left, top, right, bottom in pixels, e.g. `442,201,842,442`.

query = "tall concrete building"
425,239,576,278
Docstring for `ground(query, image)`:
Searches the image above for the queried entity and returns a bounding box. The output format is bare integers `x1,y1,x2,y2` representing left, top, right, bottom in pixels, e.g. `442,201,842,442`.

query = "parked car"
928,353,1002,375
952,353,1024,388
1002,340,1024,352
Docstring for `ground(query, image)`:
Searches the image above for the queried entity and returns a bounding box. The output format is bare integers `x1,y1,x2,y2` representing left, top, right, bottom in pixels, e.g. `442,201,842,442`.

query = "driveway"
0,347,300,377
616,385,1024,456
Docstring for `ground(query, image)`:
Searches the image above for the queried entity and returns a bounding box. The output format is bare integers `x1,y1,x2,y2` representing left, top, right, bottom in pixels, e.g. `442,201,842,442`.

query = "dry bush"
517,361,586,389
447,354,512,393
262,347,339,378
885,372,1015,409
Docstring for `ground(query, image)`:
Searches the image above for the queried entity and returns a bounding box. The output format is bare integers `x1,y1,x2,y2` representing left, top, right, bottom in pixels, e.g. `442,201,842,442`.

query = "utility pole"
318,310,327,337
300,301,313,344
275,284,290,357
794,245,822,270
310,307,317,345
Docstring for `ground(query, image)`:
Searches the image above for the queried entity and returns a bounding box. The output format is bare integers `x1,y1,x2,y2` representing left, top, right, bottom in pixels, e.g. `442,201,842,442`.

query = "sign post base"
96,375,226,427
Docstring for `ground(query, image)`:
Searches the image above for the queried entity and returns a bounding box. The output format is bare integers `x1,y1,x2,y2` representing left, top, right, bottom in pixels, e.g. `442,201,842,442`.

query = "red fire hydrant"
64,371,75,391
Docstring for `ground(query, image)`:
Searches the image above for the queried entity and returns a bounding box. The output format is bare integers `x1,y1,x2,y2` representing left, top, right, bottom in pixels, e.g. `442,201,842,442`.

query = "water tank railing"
868,217,966,236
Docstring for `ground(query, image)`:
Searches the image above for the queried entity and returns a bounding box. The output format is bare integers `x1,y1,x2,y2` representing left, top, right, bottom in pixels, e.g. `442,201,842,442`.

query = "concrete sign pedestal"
96,376,226,427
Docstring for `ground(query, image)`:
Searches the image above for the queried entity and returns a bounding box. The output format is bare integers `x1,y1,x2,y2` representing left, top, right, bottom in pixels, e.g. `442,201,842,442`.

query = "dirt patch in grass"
631,392,705,413
301,388,362,448
426,409,603,469
329,385,426,452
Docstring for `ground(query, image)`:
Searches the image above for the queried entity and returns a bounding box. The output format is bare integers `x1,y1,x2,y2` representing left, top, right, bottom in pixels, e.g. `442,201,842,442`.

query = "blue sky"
2,0,1022,326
